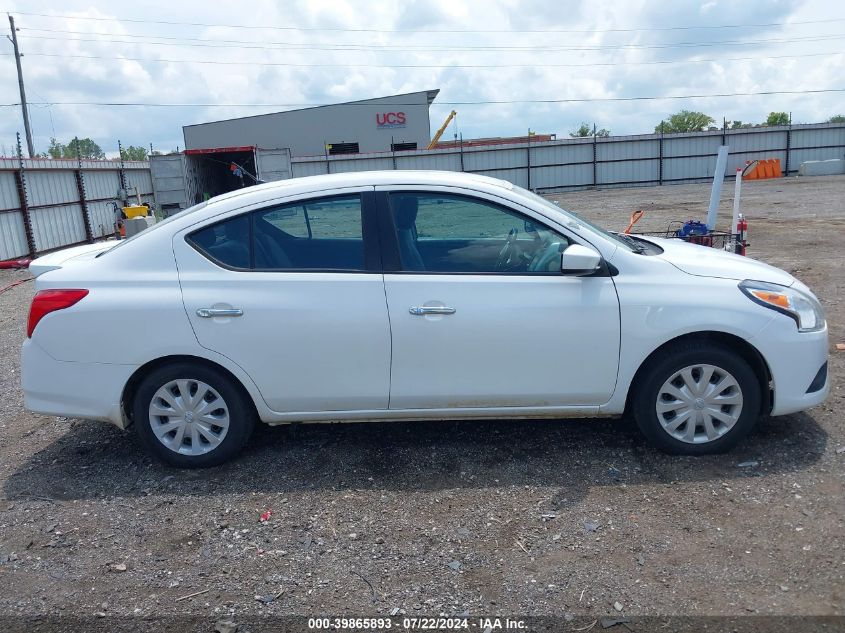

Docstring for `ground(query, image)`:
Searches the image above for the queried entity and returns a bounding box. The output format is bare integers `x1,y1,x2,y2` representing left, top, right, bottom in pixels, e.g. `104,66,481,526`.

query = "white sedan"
21,171,829,467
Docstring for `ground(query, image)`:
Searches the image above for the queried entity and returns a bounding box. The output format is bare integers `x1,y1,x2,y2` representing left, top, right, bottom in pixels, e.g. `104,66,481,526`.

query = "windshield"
513,185,640,252
97,201,209,257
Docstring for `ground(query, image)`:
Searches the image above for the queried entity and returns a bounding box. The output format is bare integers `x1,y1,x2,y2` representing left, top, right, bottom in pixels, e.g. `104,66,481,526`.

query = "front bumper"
21,339,136,429
750,317,830,416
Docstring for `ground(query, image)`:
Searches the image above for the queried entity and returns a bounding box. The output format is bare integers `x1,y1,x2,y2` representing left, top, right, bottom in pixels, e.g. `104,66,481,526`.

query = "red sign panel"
376,112,407,129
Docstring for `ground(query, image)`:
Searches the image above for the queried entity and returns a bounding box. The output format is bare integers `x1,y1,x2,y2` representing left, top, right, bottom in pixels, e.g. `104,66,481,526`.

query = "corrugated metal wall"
0,158,154,260
0,171,28,260
290,122,845,193
8,124,838,260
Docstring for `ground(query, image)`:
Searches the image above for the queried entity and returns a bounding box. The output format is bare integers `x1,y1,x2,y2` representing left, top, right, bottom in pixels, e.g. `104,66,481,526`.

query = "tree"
67,137,105,159
46,137,105,160
569,122,610,138
120,145,148,161
765,112,790,126
828,114,845,123
730,120,753,129
46,138,64,159
655,111,715,133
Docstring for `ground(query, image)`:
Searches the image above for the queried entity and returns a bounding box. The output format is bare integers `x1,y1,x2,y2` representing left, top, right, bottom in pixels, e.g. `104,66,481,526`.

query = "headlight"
739,280,825,332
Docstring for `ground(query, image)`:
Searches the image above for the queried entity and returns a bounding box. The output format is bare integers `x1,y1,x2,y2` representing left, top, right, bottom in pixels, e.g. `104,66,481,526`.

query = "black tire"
133,362,255,467
632,341,762,455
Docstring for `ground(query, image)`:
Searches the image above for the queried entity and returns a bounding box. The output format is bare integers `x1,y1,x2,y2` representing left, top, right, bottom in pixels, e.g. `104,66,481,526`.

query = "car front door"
173,188,391,414
377,187,620,410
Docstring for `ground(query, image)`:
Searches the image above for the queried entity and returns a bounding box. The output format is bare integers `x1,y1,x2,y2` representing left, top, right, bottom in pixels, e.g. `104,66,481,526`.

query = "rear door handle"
196,308,244,318
409,306,456,316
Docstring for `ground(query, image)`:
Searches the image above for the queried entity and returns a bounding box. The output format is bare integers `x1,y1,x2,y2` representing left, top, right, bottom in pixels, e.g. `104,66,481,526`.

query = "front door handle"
409,306,456,316
196,308,244,318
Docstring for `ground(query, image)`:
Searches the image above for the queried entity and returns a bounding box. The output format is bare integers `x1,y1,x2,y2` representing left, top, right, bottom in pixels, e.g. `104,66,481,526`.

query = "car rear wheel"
133,363,255,467
632,342,761,454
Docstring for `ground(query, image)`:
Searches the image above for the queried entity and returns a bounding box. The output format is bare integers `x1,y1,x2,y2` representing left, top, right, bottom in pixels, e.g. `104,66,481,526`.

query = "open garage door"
256,148,292,183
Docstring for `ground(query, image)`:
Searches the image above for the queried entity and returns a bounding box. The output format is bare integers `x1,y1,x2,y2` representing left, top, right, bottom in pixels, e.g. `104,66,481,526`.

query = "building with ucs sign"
183,90,439,157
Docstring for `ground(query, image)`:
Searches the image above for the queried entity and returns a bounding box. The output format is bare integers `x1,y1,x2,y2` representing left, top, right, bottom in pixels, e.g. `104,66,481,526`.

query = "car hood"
28,240,116,277
643,236,795,286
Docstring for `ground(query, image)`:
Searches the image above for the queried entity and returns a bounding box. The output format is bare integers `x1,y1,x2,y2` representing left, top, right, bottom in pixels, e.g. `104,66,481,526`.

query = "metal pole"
658,121,664,186
731,168,743,243
75,142,94,243
592,123,598,189
15,133,36,256
459,133,464,172
117,139,128,193
784,112,792,176
8,15,35,158
526,128,531,190
706,145,729,231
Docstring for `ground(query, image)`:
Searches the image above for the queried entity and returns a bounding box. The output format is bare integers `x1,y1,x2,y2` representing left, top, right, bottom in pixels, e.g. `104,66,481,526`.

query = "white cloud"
1,0,843,156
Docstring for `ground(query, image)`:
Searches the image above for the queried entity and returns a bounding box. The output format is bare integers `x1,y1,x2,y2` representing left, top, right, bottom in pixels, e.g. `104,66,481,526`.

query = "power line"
7,10,845,34
2,50,841,70
7,88,843,108
18,32,845,53
21,26,845,50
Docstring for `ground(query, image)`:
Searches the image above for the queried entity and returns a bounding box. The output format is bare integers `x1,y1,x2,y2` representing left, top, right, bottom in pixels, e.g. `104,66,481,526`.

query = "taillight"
27,289,89,338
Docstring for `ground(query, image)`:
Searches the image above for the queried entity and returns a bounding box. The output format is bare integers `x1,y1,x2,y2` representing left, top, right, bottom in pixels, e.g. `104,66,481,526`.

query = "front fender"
601,273,775,414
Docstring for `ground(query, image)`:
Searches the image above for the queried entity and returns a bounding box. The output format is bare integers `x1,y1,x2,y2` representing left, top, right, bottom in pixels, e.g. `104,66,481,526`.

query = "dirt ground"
0,175,843,629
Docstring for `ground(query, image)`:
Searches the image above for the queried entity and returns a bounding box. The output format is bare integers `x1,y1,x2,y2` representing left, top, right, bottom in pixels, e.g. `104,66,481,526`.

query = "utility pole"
7,15,35,158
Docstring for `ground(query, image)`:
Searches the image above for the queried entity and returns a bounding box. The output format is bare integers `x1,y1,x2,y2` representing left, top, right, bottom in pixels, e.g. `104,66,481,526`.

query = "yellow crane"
427,110,457,149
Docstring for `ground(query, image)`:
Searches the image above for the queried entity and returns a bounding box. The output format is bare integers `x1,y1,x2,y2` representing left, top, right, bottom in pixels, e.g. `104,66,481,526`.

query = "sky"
1,0,844,158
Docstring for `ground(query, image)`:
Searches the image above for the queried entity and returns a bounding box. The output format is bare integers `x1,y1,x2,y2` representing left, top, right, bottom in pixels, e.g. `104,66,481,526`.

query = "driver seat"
528,236,566,272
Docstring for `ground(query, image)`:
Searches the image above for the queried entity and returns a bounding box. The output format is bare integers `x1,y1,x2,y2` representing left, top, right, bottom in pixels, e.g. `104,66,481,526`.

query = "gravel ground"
0,175,843,629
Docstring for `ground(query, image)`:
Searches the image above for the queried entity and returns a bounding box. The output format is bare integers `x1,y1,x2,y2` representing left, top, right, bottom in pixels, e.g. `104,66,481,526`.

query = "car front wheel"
133,363,255,467
632,342,762,454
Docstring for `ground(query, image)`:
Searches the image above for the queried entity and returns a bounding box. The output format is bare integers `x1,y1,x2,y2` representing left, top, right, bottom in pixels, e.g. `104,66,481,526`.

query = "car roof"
208,170,514,207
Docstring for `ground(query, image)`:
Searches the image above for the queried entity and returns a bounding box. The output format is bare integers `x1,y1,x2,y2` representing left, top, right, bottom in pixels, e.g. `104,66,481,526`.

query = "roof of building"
183,90,440,130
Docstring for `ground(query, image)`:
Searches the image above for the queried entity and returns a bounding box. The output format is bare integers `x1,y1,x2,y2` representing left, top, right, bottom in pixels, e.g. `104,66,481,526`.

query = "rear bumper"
21,339,136,429
750,318,830,416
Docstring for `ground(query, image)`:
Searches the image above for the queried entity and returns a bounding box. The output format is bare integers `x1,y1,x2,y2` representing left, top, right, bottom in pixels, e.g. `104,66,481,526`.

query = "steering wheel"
495,228,525,271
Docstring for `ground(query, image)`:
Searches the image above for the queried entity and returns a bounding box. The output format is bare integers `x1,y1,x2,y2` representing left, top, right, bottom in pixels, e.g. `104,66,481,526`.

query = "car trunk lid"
28,241,116,277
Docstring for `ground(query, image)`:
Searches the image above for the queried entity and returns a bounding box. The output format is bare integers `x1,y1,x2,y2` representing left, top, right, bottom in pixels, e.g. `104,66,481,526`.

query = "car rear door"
173,187,391,414
376,186,621,410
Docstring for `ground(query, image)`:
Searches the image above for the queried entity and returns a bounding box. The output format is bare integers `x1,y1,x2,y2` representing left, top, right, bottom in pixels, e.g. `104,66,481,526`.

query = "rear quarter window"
187,214,250,269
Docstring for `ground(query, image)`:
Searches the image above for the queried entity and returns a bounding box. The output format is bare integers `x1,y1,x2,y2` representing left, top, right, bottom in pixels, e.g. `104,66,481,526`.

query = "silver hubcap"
656,364,743,444
149,379,230,456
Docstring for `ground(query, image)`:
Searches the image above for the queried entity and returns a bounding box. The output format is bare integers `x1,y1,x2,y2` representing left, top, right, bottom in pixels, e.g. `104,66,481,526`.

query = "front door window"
388,192,570,273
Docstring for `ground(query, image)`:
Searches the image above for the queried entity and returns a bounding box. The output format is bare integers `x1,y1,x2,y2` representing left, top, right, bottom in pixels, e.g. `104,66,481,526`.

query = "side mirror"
560,243,602,275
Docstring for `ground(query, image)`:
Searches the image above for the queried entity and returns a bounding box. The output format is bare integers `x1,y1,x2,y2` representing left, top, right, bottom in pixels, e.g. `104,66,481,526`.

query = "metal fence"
0,156,154,260
290,122,845,192
7,122,843,260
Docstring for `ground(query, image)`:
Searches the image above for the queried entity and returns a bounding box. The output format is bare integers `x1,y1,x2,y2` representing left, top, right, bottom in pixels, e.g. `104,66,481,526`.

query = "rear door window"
188,194,366,271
